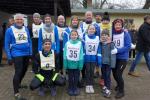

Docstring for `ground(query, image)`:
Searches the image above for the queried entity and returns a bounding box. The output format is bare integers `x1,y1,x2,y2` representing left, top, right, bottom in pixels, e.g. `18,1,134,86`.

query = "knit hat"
102,12,110,21
33,13,41,18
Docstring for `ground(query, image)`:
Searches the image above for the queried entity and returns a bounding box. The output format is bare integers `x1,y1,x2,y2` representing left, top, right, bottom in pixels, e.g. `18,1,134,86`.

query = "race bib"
42,28,55,43
32,23,43,38
66,42,81,61
85,35,99,55
12,26,28,44
113,32,124,48
40,51,55,70
57,27,66,40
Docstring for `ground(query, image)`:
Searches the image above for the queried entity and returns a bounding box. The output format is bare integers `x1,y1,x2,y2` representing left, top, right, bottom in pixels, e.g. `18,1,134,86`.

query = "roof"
0,0,71,16
71,9,150,14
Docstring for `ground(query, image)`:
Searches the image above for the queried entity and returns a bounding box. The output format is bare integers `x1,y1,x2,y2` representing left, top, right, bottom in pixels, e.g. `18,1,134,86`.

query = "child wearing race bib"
63,30,84,96
83,24,102,93
31,38,57,97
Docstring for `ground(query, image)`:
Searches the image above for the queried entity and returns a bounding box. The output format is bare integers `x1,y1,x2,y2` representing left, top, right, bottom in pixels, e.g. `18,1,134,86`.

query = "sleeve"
63,30,68,49
54,26,60,54
78,44,84,70
63,43,68,69
97,43,102,66
38,29,43,51
94,24,101,37
26,27,32,55
140,27,150,44
4,28,12,60
117,32,131,54
33,53,40,74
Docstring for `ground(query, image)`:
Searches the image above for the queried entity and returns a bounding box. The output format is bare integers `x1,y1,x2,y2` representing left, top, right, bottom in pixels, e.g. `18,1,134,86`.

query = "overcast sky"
108,0,145,8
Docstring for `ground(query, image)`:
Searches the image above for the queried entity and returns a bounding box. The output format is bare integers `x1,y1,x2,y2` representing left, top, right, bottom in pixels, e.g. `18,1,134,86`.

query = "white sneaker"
85,86,90,93
103,89,111,98
89,85,94,93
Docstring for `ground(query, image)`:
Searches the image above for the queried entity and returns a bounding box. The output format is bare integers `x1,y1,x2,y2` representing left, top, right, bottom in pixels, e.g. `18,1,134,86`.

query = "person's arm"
54,26,60,54
63,43,67,70
26,27,32,55
33,53,40,74
4,28,12,60
140,27,150,44
97,44,102,66
38,29,42,51
78,44,84,70
117,32,131,53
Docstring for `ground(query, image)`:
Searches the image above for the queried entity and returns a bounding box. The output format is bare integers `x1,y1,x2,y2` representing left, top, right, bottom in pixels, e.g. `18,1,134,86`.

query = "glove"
8,59,13,65
111,48,118,54
131,43,136,49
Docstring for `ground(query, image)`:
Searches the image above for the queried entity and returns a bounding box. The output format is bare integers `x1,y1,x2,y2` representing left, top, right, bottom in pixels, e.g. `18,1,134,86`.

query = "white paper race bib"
66,41,81,61
11,26,28,44
113,32,124,48
40,51,55,70
32,23,43,38
42,28,55,43
85,35,99,55
57,26,66,40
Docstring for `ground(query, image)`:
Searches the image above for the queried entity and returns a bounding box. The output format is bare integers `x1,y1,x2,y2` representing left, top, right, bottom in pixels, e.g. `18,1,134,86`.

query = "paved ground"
0,60,150,100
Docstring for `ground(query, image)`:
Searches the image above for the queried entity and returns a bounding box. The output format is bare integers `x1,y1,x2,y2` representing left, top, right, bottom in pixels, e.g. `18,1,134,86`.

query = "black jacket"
136,22,150,52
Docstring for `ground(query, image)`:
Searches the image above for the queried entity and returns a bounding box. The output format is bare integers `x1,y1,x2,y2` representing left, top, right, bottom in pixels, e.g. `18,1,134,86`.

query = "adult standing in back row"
5,13,32,100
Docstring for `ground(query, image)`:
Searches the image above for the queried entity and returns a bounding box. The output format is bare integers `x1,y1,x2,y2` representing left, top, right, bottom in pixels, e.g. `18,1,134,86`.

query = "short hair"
44,14,51,19
101,29,110,36
14,13,24,20
144,15,150,21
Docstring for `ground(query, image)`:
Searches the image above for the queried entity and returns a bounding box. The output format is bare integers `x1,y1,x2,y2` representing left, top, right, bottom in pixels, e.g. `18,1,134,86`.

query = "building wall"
71,12,146,29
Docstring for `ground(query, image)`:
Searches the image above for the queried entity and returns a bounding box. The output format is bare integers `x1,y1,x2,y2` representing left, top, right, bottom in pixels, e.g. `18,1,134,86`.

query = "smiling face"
14,15,24,27
85,11,93,22
44,16,51,25
114,22,122,31
70,31,78,40
57,16,65,26
88,25,96,35
43,41,51,52
33,16,41,24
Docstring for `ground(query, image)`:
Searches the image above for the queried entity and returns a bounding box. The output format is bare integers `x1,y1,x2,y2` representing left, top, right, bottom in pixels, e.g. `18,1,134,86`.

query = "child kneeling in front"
30,38,57,96
63,30,84,96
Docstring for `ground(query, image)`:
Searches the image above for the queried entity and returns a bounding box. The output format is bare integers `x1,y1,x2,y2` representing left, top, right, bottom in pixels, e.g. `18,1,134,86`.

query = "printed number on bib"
69,50,77,58
114,39,120,47
88,45,95,52
18,34,26,41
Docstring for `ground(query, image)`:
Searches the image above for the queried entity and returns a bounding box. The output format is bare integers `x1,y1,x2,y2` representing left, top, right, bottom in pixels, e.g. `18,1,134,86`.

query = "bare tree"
143,0,150,9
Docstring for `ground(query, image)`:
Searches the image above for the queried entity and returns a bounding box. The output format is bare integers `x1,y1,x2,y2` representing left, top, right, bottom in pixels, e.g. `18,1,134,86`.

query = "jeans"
101,64,111,90
129,51,150,72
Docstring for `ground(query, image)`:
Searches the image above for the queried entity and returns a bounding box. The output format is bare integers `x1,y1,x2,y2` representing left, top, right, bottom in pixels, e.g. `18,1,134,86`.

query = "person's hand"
8,59,13,65
131,43,136,49
111,48,118,54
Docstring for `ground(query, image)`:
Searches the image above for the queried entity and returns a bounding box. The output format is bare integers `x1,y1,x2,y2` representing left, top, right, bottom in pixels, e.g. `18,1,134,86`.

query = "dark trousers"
85,62,96,85
13,56,29,94
32,38,38,72
68,69,80,90
112,59,127,93
101,64,111,90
